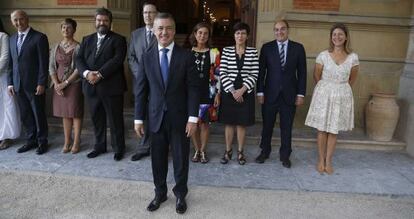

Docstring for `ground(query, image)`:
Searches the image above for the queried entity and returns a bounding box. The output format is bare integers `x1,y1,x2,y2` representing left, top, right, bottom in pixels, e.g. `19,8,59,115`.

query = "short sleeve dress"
305,50,359,134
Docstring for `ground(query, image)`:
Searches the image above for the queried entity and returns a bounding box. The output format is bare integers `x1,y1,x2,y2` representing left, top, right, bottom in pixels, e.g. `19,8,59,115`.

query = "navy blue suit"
8,28,49,146
257,40,307,160
135,44,199,198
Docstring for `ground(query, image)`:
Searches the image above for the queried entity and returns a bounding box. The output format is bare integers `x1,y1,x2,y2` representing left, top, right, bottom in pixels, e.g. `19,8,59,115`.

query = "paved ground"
1,170,414,219
1,132,414,218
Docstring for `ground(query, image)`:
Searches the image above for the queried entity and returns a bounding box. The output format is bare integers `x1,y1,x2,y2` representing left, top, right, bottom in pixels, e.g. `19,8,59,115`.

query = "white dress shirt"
134,42,198,124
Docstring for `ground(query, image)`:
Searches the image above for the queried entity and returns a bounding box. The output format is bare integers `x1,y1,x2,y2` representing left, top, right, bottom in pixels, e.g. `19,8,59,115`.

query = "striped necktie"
96,37,104,55
279,43,285,68
17,34,25,55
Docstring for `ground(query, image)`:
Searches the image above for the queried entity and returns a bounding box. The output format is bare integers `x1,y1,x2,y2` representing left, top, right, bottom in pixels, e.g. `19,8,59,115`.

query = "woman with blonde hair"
305,23,359,174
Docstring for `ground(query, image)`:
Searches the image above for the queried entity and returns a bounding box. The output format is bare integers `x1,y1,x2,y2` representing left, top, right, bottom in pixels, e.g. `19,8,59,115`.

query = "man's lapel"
285,41,293,69
150,46,165,91
19,29,33,57
166,44,178,92
95,32,111,58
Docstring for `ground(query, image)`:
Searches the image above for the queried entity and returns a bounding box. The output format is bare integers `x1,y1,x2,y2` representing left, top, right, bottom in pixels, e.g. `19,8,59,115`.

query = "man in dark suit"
134,13,199,214
128,2,158,161
255,19,307,168
76,7,127,161
7,10,49,154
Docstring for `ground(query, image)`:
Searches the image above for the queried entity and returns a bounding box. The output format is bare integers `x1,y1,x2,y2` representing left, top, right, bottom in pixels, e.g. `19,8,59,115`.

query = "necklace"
194,51,207,78
60,41,72,50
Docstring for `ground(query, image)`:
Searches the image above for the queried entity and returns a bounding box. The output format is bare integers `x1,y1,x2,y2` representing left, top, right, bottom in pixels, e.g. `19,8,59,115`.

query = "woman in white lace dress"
0,20,21,149
305,23,359,174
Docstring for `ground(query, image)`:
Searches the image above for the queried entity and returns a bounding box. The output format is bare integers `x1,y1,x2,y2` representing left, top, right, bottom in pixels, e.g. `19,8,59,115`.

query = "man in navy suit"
134,13,199,214
76,8,127,161
128,2,158,161
255,19,307,168
7,10,49,154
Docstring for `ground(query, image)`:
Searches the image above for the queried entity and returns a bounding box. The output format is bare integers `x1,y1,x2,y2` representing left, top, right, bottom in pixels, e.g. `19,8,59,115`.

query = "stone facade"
256,0,412,131
0,0,413,152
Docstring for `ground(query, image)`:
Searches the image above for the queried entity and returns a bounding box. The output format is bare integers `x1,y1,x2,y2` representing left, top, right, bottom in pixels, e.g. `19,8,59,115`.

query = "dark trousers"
150,112,189,199
87,94,125,153
259,94,296,160
16,90,48,145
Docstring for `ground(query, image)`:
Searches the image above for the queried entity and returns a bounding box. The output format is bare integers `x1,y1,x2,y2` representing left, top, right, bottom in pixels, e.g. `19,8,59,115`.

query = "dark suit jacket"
8,28,49,92
134,44,200,133
257,40,307,105
76,31,127,96
128,27,156,80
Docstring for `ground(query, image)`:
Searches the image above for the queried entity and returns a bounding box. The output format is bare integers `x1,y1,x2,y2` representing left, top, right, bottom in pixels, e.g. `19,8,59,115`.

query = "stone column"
397,4,414,156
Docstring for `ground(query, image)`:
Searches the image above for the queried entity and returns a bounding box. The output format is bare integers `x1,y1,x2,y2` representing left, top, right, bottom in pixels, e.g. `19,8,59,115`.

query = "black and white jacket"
219,46,259,94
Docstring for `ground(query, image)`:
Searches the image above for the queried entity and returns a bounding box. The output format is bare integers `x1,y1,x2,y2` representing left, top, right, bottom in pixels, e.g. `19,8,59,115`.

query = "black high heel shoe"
238,150,246,165
220,149,233,164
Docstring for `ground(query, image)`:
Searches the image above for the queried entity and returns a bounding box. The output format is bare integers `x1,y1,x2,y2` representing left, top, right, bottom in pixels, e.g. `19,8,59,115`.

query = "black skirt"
218,75,255,126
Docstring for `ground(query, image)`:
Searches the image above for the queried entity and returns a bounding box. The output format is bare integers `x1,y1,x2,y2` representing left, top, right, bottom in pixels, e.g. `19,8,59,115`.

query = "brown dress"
52,46,83,118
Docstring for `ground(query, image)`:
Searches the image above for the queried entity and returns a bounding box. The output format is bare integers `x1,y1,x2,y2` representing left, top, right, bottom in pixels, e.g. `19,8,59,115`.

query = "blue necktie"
160,48,169,85
17,34,24,55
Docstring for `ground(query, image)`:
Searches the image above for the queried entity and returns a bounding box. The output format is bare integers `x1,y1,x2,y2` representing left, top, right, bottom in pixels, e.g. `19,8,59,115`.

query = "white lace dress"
305,50,359,134
0,32,21,140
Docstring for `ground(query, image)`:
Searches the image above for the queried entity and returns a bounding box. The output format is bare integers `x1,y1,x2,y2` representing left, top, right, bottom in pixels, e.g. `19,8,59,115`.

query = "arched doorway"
134,0,257,48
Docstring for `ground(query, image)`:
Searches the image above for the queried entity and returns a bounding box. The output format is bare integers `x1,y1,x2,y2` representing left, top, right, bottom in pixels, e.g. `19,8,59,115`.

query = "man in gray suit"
128,2,158,161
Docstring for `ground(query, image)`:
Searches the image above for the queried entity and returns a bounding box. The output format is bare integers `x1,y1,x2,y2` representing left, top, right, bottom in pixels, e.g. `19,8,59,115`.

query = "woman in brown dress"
49,18,83,153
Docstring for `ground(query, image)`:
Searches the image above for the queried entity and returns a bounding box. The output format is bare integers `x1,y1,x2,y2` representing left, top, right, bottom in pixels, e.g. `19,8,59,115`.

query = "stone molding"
258,11,412,27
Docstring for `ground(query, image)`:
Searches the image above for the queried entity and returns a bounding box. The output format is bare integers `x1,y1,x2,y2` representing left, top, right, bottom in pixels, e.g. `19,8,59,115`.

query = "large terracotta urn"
365,93,400,141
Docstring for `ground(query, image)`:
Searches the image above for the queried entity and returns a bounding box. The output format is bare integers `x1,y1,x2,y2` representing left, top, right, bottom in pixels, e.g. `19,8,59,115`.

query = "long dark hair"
189,22,212,47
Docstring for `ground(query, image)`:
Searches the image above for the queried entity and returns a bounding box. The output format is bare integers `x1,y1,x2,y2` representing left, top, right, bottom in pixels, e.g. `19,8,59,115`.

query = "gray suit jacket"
128,27,156,80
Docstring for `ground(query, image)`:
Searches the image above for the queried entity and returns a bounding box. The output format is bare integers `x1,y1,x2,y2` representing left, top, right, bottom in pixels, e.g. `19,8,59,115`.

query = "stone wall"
0,0,136,107
396,3,414,156
256,0,412,131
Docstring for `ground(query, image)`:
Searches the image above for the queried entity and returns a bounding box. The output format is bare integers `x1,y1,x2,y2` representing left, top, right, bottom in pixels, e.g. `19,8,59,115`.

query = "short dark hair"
61,18,77,31
189,22,212,47
233,22,250,35
95,7,112,23
154,12,175,25
143,1,157,10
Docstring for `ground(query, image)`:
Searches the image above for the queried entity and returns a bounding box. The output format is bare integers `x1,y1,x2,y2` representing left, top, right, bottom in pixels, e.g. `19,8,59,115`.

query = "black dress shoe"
114,152,124,161
17,144,37,153
36,144,48,155
281,159,291,168
130,151,150,161
87,150,105,158
147,195,167,212
176,197,187,214
255,153,269,163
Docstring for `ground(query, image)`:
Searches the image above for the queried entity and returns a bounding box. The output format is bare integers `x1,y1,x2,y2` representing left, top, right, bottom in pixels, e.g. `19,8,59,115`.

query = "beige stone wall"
256,0,412,129
0,0,136,106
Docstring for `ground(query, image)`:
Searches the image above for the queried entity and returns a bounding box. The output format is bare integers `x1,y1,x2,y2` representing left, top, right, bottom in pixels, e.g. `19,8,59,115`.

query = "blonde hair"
328,23,352,54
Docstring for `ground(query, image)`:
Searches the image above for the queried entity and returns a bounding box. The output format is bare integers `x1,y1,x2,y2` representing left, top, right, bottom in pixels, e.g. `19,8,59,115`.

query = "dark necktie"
17,34,25,55
160,48,169,85
279,43,285,68
146,30,152,46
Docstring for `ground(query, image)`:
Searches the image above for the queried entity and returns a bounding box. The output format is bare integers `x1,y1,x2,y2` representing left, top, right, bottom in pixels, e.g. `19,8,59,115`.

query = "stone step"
47,110,406,152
